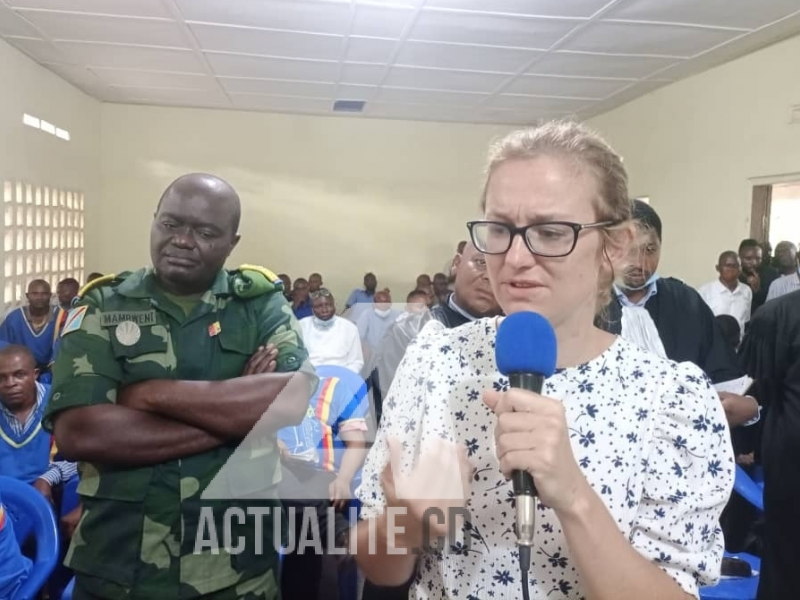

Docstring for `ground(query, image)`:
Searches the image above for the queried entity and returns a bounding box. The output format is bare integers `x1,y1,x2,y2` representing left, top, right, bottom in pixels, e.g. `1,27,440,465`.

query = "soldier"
44,173,317,599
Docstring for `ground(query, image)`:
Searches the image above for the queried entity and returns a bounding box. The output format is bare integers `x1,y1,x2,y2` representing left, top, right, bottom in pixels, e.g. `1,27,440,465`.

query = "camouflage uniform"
44,267,317,599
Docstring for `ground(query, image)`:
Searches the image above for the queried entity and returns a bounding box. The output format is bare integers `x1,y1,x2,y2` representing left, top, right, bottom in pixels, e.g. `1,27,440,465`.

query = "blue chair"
61,577,75,600
699,466,763,600
0,476,60,600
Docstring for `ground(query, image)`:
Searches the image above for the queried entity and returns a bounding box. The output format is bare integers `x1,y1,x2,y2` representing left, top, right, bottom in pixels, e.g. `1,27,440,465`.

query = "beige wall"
588,34,800,287
98,103,507,302
0,38,100,263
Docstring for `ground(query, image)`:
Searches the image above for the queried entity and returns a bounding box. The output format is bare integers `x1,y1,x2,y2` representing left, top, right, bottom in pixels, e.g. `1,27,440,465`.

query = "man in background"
432,272,449,305
0,280,63,383
766,241,800,302
0,344,77,493
698,251,752,338
291,277,312,319
344,272,378,321
277,273,293,302
56,278,80,310
739,238,778,313
300,288,364,374
356,290,402,361
308,272,323,294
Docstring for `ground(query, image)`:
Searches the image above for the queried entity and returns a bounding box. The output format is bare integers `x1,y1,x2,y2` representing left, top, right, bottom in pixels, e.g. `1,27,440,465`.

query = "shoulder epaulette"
77,273,118,299
237,264,282,286
229,264,282,299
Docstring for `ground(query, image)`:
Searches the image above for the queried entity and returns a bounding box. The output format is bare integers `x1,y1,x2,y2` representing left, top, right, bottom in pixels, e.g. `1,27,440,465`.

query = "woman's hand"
484,389,589,516
381,437,473,550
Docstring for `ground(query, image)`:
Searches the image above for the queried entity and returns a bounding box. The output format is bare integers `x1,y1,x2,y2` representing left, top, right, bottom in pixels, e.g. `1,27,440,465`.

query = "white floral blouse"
357,318,734,599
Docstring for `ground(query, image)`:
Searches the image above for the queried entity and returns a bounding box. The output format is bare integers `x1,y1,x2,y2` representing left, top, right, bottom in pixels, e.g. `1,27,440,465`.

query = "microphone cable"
519,544,531,600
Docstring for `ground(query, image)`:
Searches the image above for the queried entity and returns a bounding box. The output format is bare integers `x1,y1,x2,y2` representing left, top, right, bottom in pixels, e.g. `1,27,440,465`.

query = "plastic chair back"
733,465,763,512
0,476,60,600
699,465,764,600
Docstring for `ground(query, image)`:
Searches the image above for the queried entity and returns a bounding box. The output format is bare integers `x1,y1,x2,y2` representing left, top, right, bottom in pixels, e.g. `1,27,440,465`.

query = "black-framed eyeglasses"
467,220,615,258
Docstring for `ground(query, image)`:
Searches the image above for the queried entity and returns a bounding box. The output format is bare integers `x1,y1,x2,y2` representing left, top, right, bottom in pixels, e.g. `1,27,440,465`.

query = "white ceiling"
1,0,800,125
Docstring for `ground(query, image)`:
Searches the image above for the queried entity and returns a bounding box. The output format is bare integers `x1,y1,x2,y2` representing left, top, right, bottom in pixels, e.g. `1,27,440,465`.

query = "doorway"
750,181,800,248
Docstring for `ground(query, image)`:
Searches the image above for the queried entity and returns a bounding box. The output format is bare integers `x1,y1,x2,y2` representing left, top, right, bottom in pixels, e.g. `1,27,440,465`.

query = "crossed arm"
54,346,313,468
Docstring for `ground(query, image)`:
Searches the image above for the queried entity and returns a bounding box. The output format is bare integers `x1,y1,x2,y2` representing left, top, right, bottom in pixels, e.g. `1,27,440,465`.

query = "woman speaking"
351,121,734,599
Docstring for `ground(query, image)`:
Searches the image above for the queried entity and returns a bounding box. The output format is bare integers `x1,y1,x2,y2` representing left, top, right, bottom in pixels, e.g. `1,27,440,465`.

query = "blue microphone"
495,311,557,594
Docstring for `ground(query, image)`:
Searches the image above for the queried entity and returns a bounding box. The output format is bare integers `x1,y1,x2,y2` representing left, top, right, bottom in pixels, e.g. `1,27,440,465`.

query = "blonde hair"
480,120,632,312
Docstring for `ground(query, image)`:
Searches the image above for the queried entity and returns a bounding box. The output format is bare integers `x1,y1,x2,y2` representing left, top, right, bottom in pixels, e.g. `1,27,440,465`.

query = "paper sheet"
714,375,754,396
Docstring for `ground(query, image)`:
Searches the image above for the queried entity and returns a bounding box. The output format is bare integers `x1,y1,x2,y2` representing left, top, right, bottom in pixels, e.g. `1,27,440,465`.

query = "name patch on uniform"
100,310,157,327
61,306,88,336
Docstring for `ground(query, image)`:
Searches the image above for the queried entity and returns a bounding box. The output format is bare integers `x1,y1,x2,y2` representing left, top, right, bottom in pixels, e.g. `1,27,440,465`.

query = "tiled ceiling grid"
1,0,800,125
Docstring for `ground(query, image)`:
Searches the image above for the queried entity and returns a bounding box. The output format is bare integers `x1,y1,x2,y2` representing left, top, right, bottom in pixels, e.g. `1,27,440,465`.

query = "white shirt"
358,319,733,599
298,316,364,374
697,279,752,334
766,271,800,302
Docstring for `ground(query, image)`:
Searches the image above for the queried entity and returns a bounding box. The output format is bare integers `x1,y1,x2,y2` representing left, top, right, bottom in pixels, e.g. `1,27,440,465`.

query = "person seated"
291,277,312,320
55,278,80,310
0,344,78,497
0,280,65,384
308,272,324,294
299,288,364,373
432,272,449,305
356,290,402,361
0,489,32,600
277,273,293,302
402,289,430,317
278,375,368,600
345,272,378,321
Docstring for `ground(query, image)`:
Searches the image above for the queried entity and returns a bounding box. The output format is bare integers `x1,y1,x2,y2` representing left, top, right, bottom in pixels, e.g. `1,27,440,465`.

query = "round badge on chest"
115,321,141,346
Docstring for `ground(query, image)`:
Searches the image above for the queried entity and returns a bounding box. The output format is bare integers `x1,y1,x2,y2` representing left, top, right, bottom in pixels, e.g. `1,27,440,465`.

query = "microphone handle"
508,372,545,499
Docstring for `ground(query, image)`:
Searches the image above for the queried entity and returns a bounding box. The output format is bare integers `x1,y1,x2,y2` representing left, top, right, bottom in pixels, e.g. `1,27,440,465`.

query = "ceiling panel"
0,5,41,37
6,37,68,63
340,62,386,85
565,21,744,57
367,101,477,122
176,0,351,35
504,74,631,99
2,0,799,125
206,53,338,81
608,0,800,30
334,83,376,100
110,86,230,105
397,40,539,72
19,11,188,47
94,68,219,90
410,9,577,49
351,4,416,38
425,0,611,19
7,0,172,18
56,41,205,72
42,62,108,94
345,36,396,63
229,93,333,113
530,51,680,79
486,94,592,112
383,66,509,92
190,23,342,62
375,87,487,106
219,77,335,97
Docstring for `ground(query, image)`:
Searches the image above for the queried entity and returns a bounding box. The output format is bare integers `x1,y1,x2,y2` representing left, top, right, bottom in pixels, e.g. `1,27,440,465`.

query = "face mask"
374,308,392,318
619,272,659,292
312,316,335,330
